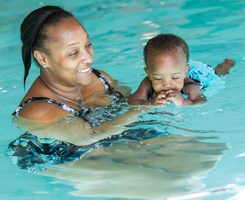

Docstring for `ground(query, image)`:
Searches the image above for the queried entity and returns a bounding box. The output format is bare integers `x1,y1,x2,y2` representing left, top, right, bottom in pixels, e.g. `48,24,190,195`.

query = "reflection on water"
33,132,227,199
6,98,229,199
6,88,230,199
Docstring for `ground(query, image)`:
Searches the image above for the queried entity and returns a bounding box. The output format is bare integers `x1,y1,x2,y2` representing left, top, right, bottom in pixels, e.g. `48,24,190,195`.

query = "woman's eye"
86,43,92,48
69,51,78,57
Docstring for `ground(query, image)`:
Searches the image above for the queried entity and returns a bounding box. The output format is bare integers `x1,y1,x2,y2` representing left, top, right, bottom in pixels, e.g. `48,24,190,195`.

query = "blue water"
1,0,245,199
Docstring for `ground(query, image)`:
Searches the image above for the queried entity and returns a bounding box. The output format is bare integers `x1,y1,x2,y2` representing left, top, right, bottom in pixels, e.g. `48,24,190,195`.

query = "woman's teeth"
78,68,90,73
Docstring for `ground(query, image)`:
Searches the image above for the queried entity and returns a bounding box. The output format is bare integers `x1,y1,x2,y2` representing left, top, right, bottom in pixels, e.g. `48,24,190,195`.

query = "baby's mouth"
162,88,174,91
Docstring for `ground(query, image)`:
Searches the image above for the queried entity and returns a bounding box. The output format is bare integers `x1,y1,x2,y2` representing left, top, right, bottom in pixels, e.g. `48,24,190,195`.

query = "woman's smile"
77,67,92,75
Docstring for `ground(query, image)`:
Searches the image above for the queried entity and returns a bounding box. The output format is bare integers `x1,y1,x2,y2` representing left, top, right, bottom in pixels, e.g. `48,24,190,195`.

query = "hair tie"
30,10,59,52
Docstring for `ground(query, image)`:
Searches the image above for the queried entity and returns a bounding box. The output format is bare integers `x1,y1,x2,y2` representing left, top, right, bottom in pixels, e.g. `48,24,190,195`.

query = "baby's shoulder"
129,76,153,102
184,77,195,84
183,77,201,96
139,77,152,90
141,76,151,85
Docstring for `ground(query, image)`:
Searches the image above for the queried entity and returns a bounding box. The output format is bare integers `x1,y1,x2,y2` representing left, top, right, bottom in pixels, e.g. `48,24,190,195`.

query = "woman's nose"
81,49,93,64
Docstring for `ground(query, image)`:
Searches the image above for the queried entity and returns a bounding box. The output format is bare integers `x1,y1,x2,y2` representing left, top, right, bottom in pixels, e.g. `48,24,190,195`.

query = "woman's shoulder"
96,69,113,83
17,100,69,122
16,78,71,122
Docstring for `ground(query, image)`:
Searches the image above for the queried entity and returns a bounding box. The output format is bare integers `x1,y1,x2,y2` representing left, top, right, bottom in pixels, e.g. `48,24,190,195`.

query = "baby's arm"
129,77,170,106
128,77,152,105
165,79,206,106
182,83,207,106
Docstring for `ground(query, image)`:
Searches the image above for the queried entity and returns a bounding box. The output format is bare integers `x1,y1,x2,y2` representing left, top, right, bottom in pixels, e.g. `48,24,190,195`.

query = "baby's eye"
172,77,180,80
69,51,79,57
154,78,162,81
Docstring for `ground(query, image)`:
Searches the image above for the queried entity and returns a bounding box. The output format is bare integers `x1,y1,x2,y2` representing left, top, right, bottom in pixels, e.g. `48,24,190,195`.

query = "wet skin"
128,50,205,107
19,17,113,121
14,16,145,143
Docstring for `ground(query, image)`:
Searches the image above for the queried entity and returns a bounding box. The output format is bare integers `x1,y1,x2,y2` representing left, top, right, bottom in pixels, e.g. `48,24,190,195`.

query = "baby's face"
145,51,189,93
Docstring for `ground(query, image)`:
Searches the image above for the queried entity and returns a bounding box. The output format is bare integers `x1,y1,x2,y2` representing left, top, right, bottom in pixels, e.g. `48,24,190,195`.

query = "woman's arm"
14,102,145,146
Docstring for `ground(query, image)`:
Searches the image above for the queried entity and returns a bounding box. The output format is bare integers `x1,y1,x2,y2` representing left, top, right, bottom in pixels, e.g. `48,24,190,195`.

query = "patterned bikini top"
13,69,128,128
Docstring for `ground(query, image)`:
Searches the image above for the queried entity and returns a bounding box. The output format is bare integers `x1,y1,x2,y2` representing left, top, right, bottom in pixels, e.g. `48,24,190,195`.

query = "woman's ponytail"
22,45,32,88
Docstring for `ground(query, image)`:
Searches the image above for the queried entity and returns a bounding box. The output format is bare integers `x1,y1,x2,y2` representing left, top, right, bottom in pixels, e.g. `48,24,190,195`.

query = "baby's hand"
165,89,186,106
151,91,170,106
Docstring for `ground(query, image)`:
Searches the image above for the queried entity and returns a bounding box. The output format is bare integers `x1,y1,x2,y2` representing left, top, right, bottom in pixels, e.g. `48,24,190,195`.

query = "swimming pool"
1,0,245,199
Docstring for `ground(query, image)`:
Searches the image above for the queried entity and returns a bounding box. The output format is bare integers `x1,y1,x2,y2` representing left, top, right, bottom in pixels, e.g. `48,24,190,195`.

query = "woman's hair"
20,5,74,87
143,33,189,67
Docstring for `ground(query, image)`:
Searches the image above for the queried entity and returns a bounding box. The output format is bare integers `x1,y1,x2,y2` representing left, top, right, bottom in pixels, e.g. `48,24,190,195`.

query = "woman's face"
43,17,94,87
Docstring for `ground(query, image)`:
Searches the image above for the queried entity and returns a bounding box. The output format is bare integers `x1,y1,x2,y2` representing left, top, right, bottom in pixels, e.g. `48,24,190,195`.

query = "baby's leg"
215,58,235,77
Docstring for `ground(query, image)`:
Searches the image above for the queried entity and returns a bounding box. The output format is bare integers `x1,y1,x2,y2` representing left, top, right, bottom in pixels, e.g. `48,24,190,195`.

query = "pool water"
1,0,245,199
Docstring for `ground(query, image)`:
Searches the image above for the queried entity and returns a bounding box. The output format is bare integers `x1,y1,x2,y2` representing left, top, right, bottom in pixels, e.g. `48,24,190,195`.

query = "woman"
7,5,151,172
12,5,143,145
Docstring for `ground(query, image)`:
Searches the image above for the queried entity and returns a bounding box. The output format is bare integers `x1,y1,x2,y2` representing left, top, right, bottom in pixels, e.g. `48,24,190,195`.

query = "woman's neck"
39,76,81,101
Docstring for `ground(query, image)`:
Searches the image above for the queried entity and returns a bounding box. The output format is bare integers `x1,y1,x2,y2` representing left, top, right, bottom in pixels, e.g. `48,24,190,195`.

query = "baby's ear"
144,67,149,76
185,64,190,77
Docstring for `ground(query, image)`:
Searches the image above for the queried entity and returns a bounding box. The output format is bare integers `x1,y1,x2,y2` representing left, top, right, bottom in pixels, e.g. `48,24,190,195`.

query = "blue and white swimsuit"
187,59,220,91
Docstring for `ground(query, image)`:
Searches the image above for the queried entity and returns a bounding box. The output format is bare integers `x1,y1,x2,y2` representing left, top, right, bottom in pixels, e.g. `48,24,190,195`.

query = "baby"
129,34,235,106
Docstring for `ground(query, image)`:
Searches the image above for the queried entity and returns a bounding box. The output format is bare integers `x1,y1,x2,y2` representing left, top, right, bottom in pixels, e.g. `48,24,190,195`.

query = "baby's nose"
161,79,172,90
162,79,171,86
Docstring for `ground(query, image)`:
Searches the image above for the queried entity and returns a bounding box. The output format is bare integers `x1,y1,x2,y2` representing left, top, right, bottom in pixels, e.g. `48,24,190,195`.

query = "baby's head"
144,33,190,93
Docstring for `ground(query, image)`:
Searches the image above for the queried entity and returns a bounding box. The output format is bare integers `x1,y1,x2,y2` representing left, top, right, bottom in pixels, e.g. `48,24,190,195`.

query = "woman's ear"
185,64,190,77
33,50,49,67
